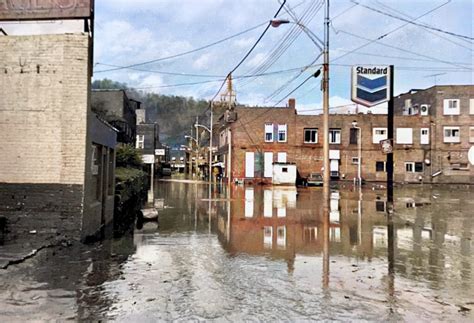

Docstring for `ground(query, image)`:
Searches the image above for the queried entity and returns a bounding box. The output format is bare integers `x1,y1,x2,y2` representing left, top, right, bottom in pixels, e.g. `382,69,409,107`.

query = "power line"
237,0,324,89
208,0,289,104
372,0,473,52
273,72,315,106
94,21,268,73
351,0,473,41
336,29,471,70
330,0,452,62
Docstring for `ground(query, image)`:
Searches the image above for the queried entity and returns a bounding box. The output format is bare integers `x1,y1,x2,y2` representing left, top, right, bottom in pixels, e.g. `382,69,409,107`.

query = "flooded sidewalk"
0,182,473,321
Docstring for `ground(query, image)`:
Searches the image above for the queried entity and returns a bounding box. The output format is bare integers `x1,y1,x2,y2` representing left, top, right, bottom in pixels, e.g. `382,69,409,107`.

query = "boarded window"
372,127,387,144
443,126,460,143
443,99,460,115
396,128,413,144
349,128,358,145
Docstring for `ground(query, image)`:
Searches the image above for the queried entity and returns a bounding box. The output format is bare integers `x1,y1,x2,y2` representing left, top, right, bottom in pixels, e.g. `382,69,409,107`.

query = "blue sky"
3,0,473,113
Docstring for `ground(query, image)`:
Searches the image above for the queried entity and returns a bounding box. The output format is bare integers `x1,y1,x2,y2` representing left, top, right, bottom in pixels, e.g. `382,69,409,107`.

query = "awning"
212,162,224,167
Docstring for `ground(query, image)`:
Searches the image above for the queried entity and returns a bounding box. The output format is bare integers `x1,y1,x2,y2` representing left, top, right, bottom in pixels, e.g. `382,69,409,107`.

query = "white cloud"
193,53,213,70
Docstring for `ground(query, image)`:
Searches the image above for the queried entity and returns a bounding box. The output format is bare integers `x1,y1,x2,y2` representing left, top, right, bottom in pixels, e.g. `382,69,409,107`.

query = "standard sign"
351,66,391,107
0,0,92,21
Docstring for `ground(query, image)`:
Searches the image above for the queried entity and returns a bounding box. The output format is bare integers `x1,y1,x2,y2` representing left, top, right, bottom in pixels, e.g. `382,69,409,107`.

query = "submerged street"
1,180,473,321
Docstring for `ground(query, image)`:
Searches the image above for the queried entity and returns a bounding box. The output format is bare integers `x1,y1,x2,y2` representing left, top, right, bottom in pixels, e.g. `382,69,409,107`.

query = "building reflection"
212,184,472,288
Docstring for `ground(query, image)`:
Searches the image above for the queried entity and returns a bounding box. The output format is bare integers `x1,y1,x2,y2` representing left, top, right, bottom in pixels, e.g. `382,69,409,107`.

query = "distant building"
135,108,163,175
91,89,138,145
217,87,473,185
0,34,117,241
394,85,474,183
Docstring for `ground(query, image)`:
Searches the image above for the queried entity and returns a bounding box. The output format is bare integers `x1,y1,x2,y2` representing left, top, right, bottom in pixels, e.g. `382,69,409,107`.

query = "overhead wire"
351,0,473,41
94,21,268,73
372,0,473,52
236,0,324,89
269,0,461,109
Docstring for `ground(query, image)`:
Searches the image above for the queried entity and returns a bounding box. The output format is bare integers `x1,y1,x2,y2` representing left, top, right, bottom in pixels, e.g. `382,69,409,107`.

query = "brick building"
394,85,474,183
217,86,473,185
0,33,117,241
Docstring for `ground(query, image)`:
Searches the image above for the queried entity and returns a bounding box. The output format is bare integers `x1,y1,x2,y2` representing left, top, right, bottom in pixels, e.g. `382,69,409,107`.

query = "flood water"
1,180,473,321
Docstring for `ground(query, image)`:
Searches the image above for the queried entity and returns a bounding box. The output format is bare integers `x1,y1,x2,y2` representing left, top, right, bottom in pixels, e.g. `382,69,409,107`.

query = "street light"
270,2,330,190
195,122,213,183
352,120,362,185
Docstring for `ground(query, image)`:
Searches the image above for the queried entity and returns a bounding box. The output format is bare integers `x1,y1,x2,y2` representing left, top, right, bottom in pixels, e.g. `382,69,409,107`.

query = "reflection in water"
0,181,473,321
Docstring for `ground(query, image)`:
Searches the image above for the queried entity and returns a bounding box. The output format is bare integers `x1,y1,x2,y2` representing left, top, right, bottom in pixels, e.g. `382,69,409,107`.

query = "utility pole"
195,116,199,178
322,0,330,189
322,0,330,290
209,102,213,184
387,65,394,215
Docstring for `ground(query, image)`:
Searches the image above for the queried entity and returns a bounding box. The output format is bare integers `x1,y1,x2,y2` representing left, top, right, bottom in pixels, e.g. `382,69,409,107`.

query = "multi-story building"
0,33,117,242
91,89,138,145
216,85,473,185
394,85,474,183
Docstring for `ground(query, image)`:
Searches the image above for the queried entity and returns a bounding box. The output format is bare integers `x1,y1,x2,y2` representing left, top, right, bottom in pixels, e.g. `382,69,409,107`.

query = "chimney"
288,98,296,110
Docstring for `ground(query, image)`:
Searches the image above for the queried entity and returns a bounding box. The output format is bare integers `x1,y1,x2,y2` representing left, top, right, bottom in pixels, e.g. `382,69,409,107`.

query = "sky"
2,0,473,114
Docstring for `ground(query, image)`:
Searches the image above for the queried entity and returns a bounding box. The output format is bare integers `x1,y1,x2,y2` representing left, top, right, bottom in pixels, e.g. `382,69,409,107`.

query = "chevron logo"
351,66,391,107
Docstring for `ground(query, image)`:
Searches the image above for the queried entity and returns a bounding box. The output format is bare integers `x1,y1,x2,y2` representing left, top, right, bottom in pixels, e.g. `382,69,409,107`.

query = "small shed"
272,162,297,185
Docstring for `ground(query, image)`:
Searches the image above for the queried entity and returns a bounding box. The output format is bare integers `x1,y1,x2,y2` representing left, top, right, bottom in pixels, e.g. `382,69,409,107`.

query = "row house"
394,85,474,183
216,85,473,185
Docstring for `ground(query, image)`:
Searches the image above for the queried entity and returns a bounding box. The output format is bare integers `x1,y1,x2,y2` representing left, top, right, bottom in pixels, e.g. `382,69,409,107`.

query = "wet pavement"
0,180,473,321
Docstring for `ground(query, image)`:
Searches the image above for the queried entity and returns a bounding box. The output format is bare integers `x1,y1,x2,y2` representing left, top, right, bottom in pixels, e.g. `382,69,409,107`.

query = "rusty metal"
0,0,92,21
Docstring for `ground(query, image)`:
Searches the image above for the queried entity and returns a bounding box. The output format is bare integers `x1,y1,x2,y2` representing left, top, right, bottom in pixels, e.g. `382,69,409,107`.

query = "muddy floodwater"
1,180,473,321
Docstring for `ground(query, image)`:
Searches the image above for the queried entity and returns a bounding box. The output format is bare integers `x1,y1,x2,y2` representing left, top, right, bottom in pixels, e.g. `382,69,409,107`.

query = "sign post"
387,65,394,216
351,65,394,216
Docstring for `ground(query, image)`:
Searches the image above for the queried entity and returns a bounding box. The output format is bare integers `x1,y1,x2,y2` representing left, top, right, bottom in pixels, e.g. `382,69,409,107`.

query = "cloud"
193,53,213,70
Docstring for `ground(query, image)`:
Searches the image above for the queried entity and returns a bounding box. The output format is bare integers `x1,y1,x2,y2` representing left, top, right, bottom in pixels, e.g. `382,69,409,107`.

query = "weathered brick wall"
0,33,90,185
395,85,474,183
226,104,471,184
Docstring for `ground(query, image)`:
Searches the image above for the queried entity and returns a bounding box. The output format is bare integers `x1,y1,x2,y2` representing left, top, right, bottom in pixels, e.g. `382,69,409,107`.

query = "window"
420,128,430,145
329,128,341,144
136,135,144,149
372,127,387,144
376,161,385,172
265,123,273,142
443,126,460,143
304,128,318,143
278,124,287,142
349,128,358,145
470,99,474,115
351,157,359,165
470,126,474,143
376,201,386,212
415,162,423,172
396,128,413,144
405,162,423,173
443,99,460,115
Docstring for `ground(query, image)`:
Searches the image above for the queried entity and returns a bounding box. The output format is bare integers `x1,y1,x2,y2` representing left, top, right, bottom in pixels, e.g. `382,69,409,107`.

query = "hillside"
92,79,226,147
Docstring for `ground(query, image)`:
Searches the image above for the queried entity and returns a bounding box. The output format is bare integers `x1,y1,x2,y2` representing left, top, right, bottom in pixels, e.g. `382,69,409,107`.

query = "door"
264,152,273,177
245,152,255,178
